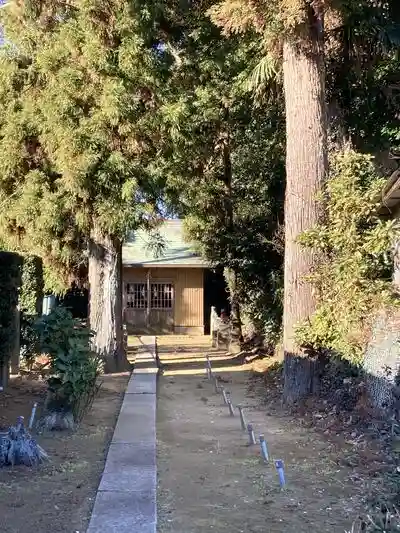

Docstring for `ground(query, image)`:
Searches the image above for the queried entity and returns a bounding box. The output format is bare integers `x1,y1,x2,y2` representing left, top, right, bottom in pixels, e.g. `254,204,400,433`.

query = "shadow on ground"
153,338,365,533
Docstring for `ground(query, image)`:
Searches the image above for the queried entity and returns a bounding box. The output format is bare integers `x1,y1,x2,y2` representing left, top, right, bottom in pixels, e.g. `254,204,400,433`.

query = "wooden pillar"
146,269,151,328
122,281,127,349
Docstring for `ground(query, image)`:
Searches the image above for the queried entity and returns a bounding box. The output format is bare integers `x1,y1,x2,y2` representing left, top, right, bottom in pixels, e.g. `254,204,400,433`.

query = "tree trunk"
220,124,243,349
0,359,9,391
224,267,242,351
282,10,327,403
88,226,128,373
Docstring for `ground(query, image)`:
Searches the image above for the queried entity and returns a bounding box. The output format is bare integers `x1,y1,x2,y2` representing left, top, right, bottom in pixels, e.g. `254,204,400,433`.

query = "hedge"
0,251,22,365
20,255,44,316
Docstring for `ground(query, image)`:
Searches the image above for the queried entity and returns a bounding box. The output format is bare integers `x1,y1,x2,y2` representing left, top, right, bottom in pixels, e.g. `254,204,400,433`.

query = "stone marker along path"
87,336,157,533
155,339,369,533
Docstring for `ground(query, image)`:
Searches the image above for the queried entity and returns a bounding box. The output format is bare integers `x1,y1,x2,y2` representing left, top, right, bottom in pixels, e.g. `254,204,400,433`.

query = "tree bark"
282,10,327,403
88,226,128,373
221,125,243,346
223,267,242,351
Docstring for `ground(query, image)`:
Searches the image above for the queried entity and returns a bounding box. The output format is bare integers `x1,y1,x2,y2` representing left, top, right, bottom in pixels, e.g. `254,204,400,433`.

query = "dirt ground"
0,372,129,533
156,339,376,533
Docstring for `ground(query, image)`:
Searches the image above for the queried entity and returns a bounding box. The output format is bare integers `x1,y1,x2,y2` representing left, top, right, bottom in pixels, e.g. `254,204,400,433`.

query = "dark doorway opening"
59,285,89,319
203,268,230,335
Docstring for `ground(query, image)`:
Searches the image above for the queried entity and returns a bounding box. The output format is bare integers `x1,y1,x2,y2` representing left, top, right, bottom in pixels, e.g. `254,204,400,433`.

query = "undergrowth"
297,149,400,364
35,307,102,424
349,506,400,532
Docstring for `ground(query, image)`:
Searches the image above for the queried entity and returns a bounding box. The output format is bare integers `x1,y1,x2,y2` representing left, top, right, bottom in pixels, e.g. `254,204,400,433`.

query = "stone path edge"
86,335,157,533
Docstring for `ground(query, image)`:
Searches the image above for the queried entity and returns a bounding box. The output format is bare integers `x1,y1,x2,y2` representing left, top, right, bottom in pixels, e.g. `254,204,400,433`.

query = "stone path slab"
126,373,157,394
99,466,156,492
87,491,156,533
103,442,156,470
86,336,157,533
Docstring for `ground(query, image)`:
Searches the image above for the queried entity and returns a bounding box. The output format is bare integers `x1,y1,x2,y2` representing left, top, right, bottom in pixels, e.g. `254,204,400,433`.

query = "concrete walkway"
87,336,157,533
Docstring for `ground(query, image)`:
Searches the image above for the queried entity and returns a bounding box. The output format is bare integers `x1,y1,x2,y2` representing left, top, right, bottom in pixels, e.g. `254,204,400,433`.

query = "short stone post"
211,306,218,347
259,434,269,462
275,459,286,488
247,423,256,445
238,405,247,430
221,387,228,405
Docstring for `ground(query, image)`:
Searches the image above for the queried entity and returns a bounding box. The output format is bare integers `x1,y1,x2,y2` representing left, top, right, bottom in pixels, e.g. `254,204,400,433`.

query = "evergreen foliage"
157,6,285,338
0,0,176,366
297,150,400,362
35,307,101,425
182,110,285,340
0,0,398,391
20,255,43,316
0,0,169,288
326,0,400,152
19,254,44,368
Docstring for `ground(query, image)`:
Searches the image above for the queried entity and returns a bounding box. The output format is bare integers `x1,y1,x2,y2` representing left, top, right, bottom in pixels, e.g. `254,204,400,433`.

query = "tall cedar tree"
209,0,328,401
0,0,168,371
281,5,327,402
210,0,400,401
158,12,250,339
182,108,285,340
156,6,285,341
325,0,400,154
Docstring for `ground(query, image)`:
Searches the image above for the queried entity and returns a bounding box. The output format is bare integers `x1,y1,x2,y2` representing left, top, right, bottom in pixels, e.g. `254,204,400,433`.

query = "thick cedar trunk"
89,226,128,373
282,12,327,403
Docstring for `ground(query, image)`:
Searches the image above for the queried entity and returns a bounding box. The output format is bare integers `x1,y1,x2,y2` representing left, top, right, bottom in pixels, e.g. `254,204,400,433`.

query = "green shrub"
35,307,103,423
297,149,399,363
19,255,44,368
20,255,44,315
20,314,40,370
239,269,283,345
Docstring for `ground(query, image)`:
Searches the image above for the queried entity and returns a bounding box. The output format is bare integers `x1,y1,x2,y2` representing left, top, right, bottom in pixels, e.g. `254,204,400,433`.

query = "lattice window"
126,283,147,309
126,282,173,310
150,283,173,310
